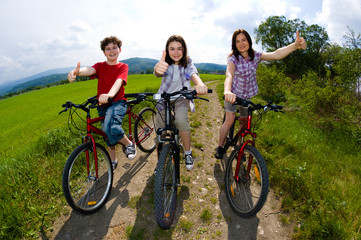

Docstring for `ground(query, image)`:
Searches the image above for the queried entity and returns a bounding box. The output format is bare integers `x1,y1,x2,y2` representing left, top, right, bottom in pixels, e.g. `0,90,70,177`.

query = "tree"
331,27,361,95
343,26,361,49
254,16,329,78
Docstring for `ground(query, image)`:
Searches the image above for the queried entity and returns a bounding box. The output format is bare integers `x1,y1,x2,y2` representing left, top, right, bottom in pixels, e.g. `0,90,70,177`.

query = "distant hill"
122,57,226,74
0,67,73,95
121,57,158,74
195,63,227,72
8,74,68,94
0,58,226,96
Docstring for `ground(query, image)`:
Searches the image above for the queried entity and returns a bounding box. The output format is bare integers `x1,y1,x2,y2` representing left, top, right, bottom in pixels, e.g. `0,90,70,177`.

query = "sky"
0,0,360,86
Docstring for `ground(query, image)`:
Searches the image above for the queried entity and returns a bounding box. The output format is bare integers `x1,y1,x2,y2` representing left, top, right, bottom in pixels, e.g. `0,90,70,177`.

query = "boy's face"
103,42,121,63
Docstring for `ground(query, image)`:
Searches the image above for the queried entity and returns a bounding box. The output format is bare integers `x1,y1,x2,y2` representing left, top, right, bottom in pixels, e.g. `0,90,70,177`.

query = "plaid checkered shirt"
228,51,262,99
155,58,199,112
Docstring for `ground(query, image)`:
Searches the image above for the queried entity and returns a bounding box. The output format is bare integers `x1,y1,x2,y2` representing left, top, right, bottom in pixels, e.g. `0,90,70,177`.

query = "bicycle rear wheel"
154,144,178,229
62,142,113,214
225,145,269,218
134,107,156,153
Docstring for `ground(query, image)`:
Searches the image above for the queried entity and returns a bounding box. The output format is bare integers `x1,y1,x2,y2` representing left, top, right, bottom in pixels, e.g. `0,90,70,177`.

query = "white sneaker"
125,143,137,160
185,153,194,170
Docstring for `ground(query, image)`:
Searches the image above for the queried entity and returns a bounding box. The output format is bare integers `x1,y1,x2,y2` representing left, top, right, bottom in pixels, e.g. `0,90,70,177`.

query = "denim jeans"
97,100,127,146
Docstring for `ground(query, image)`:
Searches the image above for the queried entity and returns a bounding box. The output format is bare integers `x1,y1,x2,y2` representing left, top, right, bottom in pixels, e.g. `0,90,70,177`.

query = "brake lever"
59,108,68,115
196,96,209,102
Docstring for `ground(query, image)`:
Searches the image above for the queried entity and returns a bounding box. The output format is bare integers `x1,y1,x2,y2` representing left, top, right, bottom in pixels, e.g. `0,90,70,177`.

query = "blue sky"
0,0,360,86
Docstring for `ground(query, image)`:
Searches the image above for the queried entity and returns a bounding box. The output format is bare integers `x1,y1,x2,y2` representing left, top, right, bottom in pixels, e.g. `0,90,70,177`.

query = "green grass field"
2,72,360,239
0,75,161,158
0,74,224,239
0,74,222,159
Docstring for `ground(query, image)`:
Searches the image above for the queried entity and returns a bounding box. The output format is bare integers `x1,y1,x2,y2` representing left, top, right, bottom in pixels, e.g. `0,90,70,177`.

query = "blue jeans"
97,100,127,146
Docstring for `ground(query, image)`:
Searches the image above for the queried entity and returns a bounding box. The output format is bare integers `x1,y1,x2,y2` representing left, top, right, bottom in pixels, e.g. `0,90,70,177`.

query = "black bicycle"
224,97,283,218
153,87,212,229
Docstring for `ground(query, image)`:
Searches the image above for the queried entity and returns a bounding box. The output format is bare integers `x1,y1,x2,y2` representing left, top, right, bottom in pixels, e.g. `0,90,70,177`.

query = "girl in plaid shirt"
215,29,307,159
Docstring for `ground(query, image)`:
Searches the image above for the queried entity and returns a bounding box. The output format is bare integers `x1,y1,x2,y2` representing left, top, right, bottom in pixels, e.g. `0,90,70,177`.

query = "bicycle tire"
225,145,269,218
154,144,178,229
62,142,113,214
134,107,156,153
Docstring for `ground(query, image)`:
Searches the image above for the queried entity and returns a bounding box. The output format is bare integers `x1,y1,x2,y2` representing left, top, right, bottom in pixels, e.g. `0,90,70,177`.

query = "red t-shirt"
92,61,129,102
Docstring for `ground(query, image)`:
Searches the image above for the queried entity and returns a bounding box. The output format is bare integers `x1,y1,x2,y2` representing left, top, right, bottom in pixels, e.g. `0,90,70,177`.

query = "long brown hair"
229,29,255,61
165,35,188,68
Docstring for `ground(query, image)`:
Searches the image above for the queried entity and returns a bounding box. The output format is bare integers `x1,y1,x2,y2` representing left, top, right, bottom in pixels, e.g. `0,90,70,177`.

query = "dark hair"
165,35,188,68
230,29,255,61
100,36,122,51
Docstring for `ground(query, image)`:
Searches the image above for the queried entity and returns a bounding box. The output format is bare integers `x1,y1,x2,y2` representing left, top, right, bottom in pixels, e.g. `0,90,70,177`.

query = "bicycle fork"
172,143,181,186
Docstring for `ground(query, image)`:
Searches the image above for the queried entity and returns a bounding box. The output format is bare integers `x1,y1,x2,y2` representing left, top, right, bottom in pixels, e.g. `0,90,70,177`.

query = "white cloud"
0,54,22,72
0,0,360,85
290,6,302,19
67,20,91,32
316,0,361,44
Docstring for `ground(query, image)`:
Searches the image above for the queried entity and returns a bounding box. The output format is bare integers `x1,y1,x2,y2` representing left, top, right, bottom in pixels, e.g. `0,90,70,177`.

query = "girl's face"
235,33,249,54
167,41,183,64
103,42,121,64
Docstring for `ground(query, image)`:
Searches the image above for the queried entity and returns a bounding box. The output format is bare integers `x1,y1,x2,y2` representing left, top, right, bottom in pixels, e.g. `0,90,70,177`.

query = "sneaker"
112,161,118,171
125,143,137,160
185,153,194,170
215,146,225,159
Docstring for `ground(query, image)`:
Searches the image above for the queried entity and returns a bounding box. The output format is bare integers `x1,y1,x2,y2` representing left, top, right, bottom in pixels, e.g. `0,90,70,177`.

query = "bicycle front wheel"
154,144,178,229
62,142,113,214
134,107,156,153
225,145,269,218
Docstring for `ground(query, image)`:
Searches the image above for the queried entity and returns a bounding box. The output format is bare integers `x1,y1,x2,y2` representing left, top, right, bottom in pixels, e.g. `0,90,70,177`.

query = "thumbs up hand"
295,31,307,50
68,62,81,82
154,50,169,76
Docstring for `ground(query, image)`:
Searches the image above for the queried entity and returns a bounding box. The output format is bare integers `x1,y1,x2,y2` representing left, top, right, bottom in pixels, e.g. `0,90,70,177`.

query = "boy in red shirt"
67,36,136,170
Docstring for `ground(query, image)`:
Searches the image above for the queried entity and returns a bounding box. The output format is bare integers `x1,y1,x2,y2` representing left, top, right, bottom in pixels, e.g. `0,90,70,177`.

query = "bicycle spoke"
225,145,269,218
63,142,113,214
134,108,156,153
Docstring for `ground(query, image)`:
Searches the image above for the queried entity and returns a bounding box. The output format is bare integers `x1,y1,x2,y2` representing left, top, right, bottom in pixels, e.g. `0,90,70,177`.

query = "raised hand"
67,62,81,82
295,31,307,50
154,50,169,76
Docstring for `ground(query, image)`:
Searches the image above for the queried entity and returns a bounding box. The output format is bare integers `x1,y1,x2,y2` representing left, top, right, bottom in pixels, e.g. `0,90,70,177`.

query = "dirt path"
49,81,295,239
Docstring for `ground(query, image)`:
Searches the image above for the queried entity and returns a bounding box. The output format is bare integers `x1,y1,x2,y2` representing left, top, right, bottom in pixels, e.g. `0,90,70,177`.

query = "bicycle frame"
84,112,106,180
82,101,155,179
229,108,258,182
126,106,154,145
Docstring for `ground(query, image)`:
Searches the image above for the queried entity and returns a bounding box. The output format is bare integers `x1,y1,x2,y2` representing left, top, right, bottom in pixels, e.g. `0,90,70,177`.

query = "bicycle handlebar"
154,87,213,102
233,97,283,112
59,92,155,115
222,96,283,113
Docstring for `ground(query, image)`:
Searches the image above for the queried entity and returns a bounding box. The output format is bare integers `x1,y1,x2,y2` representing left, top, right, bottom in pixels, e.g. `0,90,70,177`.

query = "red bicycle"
59,92,155,214
223,97,283,218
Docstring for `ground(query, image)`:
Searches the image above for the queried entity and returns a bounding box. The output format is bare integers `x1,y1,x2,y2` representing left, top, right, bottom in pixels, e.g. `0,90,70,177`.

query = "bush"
292,70,343,115
257,64,288,103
